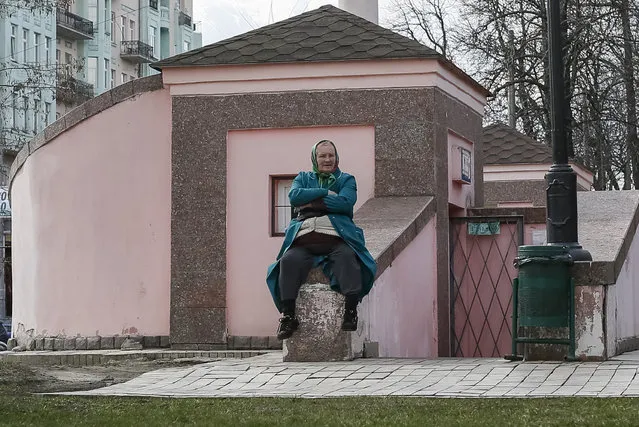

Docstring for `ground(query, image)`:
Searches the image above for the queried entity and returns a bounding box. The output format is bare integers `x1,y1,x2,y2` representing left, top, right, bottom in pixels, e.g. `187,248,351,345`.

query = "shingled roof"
152,5,443,69
482,123,553,165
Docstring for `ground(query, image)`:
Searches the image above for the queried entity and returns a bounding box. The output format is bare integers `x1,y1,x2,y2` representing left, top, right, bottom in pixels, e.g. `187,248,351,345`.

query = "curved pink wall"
227,126,375,337
11,89,172,337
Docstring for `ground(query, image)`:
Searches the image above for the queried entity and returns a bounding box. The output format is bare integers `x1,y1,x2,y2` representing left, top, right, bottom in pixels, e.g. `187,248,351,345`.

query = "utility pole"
545,0,591,261
508,30,516,128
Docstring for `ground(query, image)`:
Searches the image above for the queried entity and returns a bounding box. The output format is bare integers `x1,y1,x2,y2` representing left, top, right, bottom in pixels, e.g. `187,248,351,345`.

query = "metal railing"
56,72,94,105
178,11,192,27
56,8,94,38
120,40,155,62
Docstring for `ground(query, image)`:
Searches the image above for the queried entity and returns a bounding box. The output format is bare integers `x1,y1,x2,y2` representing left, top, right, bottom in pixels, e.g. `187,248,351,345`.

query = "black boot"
277,314,299,340
342,295,358,331
277,299,299,340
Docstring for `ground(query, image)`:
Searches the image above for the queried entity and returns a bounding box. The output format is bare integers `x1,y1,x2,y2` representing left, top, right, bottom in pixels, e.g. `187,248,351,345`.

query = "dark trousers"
279,232,362,302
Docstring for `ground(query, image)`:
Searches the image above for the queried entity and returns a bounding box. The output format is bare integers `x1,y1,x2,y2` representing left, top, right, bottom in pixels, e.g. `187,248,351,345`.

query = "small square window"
271,176,296,236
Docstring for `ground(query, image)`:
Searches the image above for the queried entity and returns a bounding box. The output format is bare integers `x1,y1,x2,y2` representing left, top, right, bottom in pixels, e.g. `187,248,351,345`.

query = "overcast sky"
192,0,395,46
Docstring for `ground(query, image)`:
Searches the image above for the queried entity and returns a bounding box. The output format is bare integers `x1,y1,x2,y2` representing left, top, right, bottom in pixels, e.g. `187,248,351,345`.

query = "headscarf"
311,140,339,189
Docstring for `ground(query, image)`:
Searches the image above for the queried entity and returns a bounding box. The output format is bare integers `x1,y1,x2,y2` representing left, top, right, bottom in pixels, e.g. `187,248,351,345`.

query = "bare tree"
387,0,454,58
390,0,639,190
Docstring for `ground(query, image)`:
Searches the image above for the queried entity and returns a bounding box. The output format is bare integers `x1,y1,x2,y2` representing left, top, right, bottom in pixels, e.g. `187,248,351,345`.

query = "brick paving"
65,350,639,398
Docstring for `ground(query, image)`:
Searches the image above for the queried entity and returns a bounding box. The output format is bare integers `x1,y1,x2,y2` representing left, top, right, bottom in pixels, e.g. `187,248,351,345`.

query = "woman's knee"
332,243,358,262
280,247,306,267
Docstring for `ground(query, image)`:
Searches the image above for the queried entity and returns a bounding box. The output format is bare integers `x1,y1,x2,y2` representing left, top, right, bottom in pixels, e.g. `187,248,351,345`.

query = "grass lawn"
3,395,639,426
2,360,639,426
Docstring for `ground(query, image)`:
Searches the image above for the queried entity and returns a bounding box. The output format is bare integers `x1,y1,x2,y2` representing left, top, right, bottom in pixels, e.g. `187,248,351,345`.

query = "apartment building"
0,6,56,178
57,0,201,117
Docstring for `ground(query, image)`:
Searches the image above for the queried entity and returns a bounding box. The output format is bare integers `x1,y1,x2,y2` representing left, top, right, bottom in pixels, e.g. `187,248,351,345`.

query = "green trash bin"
506,245,575,361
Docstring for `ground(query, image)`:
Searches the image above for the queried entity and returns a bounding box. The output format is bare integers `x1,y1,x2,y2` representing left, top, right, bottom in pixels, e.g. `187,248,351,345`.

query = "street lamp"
545,0,592,261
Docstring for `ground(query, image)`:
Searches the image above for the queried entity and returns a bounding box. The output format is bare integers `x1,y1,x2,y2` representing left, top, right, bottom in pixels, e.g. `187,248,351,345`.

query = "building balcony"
120,40,156,63
178,11,192,28
0,129,28,154
160,6,170,28
56,8,94,40
56,72,94,106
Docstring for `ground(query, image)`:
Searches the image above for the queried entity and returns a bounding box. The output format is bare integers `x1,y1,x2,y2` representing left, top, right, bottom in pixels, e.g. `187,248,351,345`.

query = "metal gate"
449,216,524,357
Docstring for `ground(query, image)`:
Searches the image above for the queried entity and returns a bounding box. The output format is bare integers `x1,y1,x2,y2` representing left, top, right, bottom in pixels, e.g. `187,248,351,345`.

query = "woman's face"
316,142,337,173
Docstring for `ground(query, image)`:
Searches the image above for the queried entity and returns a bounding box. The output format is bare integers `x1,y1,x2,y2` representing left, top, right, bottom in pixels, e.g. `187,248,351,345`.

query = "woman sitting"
266,140,377,340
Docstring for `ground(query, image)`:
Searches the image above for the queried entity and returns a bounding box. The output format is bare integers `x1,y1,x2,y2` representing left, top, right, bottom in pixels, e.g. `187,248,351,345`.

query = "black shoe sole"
277,330,295,340
277,321,299,340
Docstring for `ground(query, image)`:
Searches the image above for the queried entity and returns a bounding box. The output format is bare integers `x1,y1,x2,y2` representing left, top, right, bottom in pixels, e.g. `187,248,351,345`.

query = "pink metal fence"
450,216,524,357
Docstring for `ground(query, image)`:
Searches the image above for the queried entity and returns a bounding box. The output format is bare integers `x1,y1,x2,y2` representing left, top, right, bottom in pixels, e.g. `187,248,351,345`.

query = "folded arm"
288,173,329,207
322,175,357,215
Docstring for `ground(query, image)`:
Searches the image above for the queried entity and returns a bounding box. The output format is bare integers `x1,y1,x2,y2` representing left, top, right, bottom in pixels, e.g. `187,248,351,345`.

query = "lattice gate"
449,216,524,357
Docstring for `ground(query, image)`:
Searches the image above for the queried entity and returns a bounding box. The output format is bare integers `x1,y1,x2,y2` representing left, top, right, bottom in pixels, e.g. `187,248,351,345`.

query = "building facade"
57,0,201,117
0,6,56,178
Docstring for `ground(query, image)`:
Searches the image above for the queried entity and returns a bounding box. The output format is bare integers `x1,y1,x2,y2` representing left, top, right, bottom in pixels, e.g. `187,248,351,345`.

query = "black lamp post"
545,0,591,261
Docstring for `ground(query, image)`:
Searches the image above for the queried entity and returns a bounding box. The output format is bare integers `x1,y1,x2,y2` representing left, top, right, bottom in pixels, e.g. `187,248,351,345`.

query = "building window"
45,37,51,65
34,33,40,62
10,25,17,60
88,4,97,31
104,0,109,33
11,94,17,128
271,176,296,236
87,57,97,85
22,29,29,62
121,73,127,84
148,25,157,52
130,20,135,40
104,59,109,89
183,41,190,52
110,11,115,43
22,96,29,132
111,69,115,88
34,99,40,133
120,16,127,41
44,102,51,126
64,52,72,73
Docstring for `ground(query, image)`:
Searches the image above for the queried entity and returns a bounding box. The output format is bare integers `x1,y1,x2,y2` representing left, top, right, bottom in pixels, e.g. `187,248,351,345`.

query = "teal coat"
266,170,377,311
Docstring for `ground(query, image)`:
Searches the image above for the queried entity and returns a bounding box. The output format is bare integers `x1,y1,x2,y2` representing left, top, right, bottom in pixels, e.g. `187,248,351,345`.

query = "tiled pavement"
66,350,639,398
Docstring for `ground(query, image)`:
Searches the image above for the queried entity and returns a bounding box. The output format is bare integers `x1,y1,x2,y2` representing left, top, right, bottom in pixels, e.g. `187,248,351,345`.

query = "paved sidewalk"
64,350,639,398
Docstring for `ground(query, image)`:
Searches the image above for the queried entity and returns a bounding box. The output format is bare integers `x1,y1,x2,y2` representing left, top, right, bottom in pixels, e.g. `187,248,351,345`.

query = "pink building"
9,5,639,360
482,123,593,207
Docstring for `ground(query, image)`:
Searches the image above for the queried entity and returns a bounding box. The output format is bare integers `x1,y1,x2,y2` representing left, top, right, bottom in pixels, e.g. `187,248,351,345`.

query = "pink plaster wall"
360,216,438,358
11,89,172,337
609,224,639,349
448,132,475,210
524,224,547,245
226,126,375,337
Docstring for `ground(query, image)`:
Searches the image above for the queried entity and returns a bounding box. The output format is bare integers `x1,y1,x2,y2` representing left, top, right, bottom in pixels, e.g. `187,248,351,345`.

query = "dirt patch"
0,357,214,394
